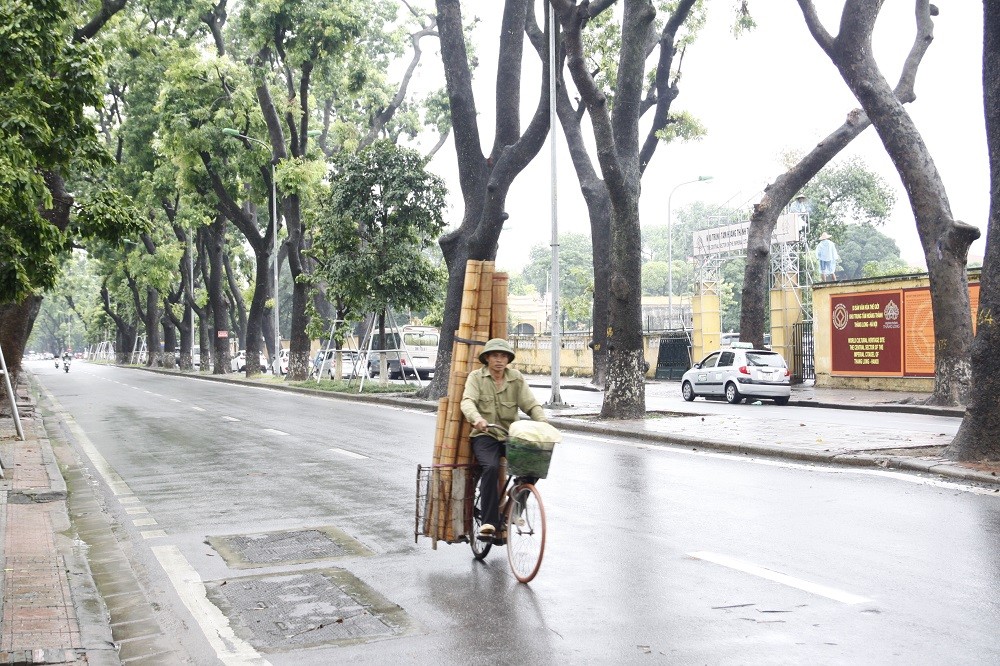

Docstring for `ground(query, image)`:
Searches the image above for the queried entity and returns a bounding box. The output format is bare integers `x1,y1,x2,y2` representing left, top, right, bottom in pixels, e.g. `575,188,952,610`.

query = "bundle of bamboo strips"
424,260,508,547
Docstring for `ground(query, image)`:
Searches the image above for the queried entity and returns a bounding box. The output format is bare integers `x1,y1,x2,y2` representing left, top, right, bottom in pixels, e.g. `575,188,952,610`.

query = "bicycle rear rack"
415,463,476,548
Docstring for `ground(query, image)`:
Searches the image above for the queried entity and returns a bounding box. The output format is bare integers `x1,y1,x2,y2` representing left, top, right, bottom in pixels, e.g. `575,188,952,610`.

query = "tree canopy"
309,140,447,320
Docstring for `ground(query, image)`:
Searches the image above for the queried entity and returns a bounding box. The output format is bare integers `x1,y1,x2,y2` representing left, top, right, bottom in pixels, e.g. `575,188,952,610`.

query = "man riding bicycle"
461,338,546,541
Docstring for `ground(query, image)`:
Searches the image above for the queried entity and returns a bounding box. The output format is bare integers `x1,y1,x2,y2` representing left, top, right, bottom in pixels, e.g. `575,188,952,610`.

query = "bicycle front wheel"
506,483,546,583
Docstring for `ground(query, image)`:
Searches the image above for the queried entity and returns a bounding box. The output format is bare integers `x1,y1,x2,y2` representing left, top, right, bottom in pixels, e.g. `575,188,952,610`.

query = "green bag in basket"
506,421,562,479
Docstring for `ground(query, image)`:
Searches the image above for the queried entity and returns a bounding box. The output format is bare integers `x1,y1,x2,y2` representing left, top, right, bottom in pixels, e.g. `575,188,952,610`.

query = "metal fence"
791,320,815,384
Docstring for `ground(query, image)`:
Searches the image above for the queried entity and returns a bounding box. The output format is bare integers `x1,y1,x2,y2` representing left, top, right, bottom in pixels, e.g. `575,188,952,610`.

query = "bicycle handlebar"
482,423,508,436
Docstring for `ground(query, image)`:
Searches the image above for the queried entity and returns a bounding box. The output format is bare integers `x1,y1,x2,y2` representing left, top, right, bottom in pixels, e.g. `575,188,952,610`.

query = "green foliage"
422,87,453,138
276,156,326,196
641,261,671,296
288,377,419,394
837,223,911,280
28,251,101,353
0,0,143,302
309,140,447,320
654,110,708,144
731,0,757,36
508,274,539,297
581,10,621,105
787,154,896,242
518,233,594,329
861,258,916,278
236,0,365,68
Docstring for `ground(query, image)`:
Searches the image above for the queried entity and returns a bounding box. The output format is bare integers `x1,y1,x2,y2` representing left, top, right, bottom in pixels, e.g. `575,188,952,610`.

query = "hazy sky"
421,1,987,273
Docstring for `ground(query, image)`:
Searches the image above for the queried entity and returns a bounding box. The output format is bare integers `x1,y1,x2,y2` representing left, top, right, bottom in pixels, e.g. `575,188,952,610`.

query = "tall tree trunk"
529,0,694,388
0,298,42,409
283,193,312,381
419,0,550,400
798,0,981,406
161,306,177,369
100,283,137,365
556,0,654,418
199,158,276,377
945,2,1000,461
549,29,612,387
205,214,231,374
146,288,163,367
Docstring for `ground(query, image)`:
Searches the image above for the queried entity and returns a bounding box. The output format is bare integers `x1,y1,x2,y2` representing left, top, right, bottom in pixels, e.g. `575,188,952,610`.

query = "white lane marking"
141,530,168,539
263,428,289,436
62,410,133,497
133,518,157,527
222,416,240,422
125,507,149,515
192,405,206,412
566,433,1000,496
151,545,269,665
171,398,182,403
688,551,873,605
329,447,369,460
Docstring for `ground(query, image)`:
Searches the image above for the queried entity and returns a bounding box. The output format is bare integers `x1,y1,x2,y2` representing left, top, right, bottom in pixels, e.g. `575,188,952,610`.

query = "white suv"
681,343,791,405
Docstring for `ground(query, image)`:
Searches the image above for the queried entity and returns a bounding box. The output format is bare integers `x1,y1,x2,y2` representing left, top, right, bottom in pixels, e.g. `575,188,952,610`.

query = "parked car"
681,342,790,405
366,326,439,380
365,331,401,379
313,349,364,379
174,346,201,368
231,350,267,373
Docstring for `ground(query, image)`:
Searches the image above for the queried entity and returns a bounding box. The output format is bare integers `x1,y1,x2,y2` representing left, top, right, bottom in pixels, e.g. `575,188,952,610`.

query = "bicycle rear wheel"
506,483,545,583
470,475,492,560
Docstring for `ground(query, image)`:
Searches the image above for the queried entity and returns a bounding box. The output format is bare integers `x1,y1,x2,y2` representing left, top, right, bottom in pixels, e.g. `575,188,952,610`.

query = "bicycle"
469,425,551,583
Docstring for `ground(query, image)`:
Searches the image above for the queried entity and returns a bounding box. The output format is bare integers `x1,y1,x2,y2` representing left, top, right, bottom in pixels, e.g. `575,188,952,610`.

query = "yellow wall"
811,272,982,392
509,334,661,378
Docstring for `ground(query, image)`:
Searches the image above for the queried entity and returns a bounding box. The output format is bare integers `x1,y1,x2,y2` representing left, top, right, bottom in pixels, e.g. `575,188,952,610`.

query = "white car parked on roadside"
681,342,791,405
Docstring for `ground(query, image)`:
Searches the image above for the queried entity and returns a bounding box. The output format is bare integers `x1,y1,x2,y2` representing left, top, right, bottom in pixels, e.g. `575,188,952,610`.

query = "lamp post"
666,175,712,330
545,0,566,407
222,128,280,373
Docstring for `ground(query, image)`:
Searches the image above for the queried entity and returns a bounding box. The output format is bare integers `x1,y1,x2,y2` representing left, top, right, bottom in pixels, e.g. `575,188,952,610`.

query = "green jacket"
461,366,545,440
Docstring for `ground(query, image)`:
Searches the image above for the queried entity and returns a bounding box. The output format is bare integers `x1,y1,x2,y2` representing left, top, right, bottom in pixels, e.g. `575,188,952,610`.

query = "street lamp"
222,128,280,373
667,175,712,330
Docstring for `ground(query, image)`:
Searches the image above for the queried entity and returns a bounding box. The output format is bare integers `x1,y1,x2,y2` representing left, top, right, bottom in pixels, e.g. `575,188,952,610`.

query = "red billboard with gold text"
831,291,903,376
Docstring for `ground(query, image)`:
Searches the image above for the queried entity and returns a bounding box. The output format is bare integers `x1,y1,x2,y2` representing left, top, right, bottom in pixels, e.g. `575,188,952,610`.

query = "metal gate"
655,333,691,380
791,321,815,384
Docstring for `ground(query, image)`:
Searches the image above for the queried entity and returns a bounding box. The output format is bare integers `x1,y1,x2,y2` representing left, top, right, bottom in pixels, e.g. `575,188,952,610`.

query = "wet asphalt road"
31,361,1000,664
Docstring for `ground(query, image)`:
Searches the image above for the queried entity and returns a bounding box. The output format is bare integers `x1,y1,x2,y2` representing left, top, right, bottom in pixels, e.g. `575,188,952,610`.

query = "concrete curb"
790,399,964,418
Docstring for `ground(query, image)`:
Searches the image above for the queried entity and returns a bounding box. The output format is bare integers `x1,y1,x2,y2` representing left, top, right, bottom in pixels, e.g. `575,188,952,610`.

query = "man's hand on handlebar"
473,418,489,432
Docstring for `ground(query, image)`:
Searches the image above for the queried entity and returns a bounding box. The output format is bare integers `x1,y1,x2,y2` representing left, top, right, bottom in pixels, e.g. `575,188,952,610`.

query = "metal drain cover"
208,527,373,569
206,569,412,650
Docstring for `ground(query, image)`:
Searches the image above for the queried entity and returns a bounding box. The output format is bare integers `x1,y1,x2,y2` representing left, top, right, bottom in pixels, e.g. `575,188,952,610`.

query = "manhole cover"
208,527,372,569
206,569,412,650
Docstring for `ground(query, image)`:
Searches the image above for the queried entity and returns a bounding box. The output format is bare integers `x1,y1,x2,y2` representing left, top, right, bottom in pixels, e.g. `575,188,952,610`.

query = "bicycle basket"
505,438,556,479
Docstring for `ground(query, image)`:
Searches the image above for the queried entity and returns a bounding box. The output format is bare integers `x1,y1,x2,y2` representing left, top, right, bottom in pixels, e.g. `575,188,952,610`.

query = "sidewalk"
0,380,117,665
0,366,994,664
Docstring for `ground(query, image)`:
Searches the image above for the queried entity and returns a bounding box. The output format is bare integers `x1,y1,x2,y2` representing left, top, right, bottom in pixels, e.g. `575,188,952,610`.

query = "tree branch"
74,0,127,42
363,21,439,147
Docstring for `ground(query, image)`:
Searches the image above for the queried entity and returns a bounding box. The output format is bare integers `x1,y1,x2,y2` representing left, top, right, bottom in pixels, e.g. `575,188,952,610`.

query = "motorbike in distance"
62,357,71,373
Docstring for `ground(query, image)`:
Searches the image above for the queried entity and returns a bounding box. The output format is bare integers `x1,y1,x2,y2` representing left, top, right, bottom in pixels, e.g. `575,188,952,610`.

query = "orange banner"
902,284,980,376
